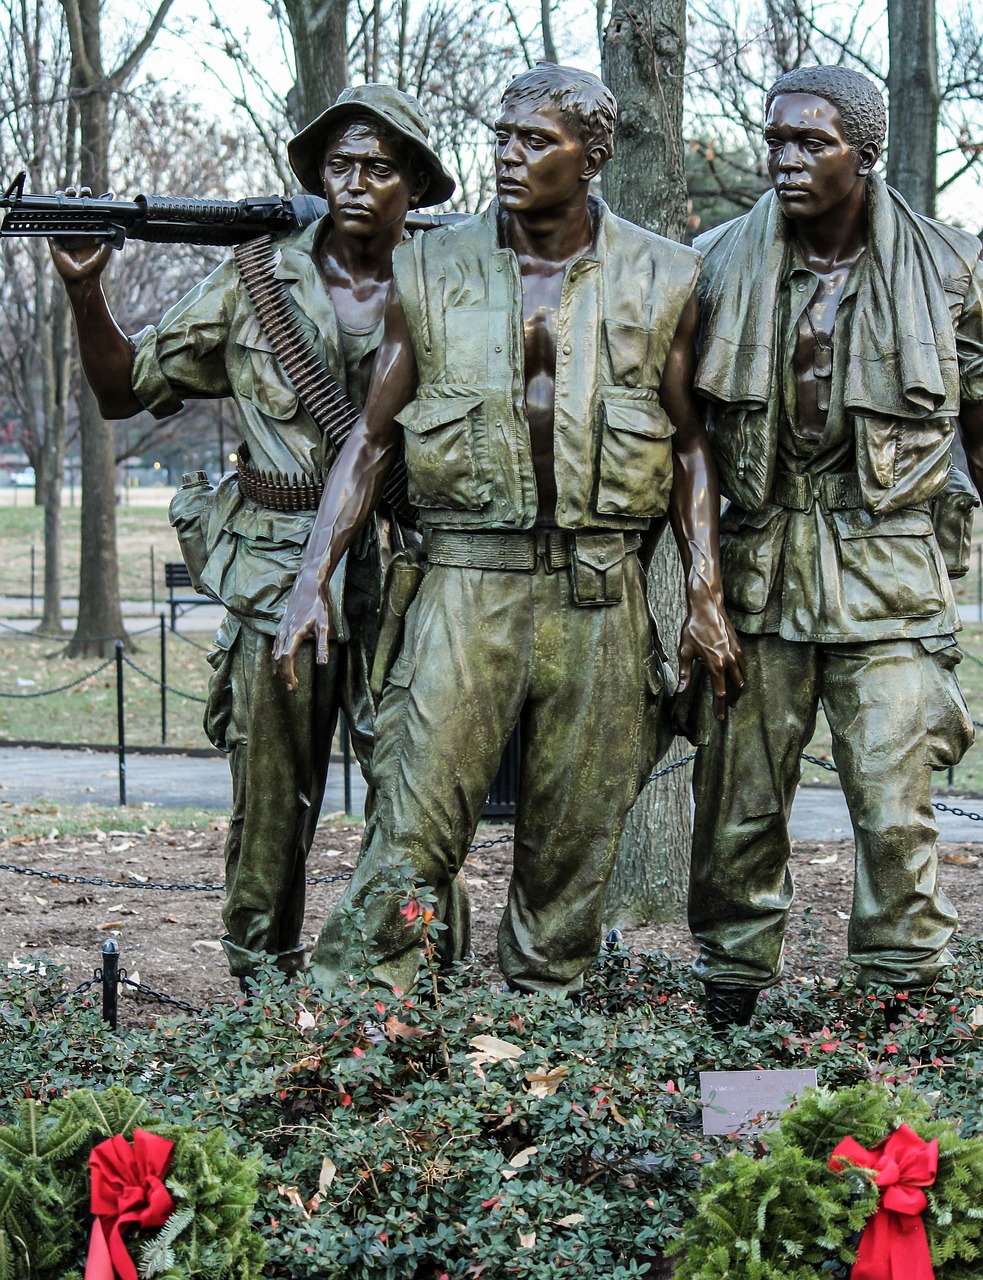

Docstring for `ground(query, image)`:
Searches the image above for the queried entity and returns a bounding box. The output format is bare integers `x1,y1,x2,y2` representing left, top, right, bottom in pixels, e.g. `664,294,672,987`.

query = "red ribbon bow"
828,1124,938,1280
85,1129,175,1280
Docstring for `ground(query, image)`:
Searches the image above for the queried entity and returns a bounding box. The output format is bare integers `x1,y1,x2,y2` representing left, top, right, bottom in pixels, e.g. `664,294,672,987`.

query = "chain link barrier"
120,652,208,704
0,657,114,699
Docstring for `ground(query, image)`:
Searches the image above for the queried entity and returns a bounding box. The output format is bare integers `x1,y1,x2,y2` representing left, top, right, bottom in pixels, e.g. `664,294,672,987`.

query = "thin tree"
281,0,350,127
888,0,940,214
57,0,175,657
602,0,691,925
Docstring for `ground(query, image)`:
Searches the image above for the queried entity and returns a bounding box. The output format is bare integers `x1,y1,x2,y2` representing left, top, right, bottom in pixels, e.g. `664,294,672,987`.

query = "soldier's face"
764,94,868,221
321,125,414,237
494,102,591,212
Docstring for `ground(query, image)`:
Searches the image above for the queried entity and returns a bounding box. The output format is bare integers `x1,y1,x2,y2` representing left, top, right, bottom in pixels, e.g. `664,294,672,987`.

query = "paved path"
1,745,980,840
0,745,370,818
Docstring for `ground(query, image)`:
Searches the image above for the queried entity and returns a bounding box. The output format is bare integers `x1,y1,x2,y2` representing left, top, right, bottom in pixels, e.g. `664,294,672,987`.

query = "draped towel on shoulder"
695,174,959,419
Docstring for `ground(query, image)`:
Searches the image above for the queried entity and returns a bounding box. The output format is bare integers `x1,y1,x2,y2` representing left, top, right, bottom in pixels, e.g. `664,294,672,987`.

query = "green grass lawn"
0,628,214,750
0,504,181,605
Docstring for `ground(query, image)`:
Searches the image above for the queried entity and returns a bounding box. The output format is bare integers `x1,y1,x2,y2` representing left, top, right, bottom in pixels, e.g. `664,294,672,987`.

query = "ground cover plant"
4,903,983,1279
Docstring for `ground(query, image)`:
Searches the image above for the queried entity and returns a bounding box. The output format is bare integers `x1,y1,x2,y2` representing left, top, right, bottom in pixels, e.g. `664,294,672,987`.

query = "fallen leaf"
942,853,980,867
835,911,849,920
468,1035,523,1065
385,1016,423,1041
192,939,223,951
518,1230,536,1249
319,1156,337,1195
968,1004,983,1029
525,1064,569,1097
96,923,124,931
508,1146,536,1169
556,1213,585,1227
808,853,838,866
276,1184,310,1219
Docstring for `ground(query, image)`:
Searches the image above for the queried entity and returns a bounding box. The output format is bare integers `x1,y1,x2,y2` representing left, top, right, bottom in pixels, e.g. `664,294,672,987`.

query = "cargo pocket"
596,389,674,519
230,316,299,420
395,392,488,511
920,636,974,770
832,507,946,621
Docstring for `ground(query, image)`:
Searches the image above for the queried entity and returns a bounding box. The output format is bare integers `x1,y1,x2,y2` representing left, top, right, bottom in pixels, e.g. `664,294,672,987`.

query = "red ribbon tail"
84,1218,114,1280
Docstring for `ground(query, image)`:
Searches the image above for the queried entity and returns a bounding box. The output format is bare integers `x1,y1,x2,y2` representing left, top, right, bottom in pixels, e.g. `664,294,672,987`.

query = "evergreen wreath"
669,1082,983,1280
0,1085,265,1280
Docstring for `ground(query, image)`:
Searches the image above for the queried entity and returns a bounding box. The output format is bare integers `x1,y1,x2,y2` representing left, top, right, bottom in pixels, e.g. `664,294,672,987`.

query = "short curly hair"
499,63,618,162
765,65,886,152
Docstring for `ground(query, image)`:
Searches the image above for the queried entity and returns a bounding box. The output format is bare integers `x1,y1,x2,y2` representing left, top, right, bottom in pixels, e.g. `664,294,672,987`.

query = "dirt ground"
2,810,982,1026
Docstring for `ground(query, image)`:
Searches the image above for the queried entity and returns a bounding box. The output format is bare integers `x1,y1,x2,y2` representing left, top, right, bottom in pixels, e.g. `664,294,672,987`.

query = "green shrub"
4,927,983,1277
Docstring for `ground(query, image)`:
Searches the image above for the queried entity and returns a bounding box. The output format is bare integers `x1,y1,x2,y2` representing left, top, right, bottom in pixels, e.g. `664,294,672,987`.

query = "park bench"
164,561,209,632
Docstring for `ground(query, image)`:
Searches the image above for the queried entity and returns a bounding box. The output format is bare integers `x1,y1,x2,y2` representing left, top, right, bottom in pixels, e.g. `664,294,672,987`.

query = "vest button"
562,344,572,356
495,344,503,353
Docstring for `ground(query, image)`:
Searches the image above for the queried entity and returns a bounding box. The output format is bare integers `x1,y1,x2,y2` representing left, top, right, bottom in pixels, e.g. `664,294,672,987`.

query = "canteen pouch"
168,470,215,590
370,546,425,703
569,531,626,606
931,466,979,579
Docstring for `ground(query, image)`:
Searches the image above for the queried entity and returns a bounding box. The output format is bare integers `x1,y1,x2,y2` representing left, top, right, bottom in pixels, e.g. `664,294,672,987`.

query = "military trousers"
689,632,973,990
307,553,656,996
204,622,373,979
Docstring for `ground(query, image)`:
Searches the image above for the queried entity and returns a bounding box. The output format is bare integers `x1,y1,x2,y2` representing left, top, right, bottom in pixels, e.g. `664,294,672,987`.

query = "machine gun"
0,171,460,249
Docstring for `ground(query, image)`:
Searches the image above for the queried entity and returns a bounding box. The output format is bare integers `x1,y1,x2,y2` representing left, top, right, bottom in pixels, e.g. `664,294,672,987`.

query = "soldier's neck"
321,221,404,283
502,195,595,269
788,196,868,274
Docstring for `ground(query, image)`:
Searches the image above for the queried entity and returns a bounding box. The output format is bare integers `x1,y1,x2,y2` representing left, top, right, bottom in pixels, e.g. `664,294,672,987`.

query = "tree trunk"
282,0,349,129
602,0,691,926
887,0,938,216
39,283,71,636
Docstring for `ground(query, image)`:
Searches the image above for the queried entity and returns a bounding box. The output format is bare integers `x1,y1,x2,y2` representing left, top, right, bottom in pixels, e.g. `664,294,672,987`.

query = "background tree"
0,0,76,633
603,0,692,925
887,0,939,214
58,0,175,657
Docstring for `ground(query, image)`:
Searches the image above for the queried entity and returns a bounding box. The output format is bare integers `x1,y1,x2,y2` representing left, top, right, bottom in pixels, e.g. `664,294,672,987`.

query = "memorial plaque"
700,1069,817,1136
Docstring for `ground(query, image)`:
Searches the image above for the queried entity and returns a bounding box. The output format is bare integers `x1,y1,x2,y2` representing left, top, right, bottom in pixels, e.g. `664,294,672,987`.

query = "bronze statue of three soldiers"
51,61,983,1026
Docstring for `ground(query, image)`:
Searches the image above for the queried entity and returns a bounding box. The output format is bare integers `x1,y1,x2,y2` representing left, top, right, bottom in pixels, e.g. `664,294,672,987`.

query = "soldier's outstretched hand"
676,596,745,722
273,566,332,692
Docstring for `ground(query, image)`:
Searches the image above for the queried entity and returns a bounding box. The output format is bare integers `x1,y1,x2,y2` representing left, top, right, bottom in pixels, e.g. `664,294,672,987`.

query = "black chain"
650,752,696,781
169,628,212,653
0,657,114,698
30,974,100,1015
121,653,208,704
802,752,983,823
119,973,203,1015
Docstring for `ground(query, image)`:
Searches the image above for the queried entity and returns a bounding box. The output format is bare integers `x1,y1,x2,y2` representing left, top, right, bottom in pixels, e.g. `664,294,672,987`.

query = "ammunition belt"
424,527,641,572
236,452,324,511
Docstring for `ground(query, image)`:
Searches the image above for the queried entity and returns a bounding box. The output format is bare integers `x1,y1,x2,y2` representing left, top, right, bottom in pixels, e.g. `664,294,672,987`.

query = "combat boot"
704,981,758,1034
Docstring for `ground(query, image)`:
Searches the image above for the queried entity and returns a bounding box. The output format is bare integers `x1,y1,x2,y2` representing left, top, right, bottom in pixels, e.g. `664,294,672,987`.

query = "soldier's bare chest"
519,262,565,517
791,258,861,442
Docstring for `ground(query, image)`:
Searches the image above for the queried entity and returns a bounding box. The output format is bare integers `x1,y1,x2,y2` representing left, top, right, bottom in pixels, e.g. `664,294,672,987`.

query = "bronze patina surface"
274,64,744,996
689,66,983,1021
50,84,453,981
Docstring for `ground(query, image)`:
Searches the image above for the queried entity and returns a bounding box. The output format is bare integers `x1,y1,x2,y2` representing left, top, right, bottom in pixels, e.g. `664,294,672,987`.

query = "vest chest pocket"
231,317,299,420
395,393,490,511
596,390,674,519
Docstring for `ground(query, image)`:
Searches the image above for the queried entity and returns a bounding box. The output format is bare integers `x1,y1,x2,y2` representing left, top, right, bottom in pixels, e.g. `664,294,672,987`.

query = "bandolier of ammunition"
236,444,324,511
233,235,416,523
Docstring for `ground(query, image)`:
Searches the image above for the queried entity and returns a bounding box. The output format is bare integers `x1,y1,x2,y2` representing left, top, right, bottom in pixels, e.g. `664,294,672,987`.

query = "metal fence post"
150,545,156,612
159,612,167,745
101,938,119,1030
30,544,36,616
115,640,127,805
341,712,352,816
978,544,982,622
